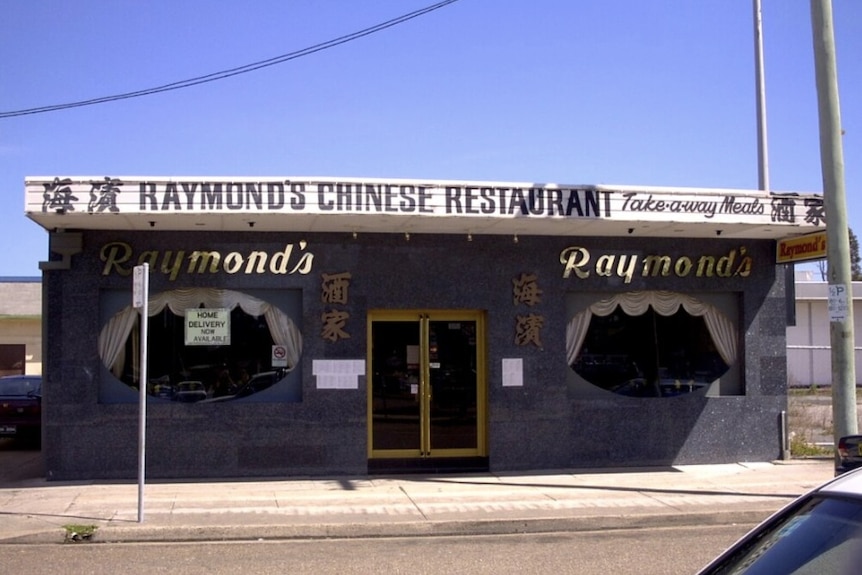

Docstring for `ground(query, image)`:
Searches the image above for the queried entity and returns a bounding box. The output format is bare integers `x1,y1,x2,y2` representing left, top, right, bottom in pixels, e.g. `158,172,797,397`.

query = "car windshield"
705,494,862,574
0,378,40,396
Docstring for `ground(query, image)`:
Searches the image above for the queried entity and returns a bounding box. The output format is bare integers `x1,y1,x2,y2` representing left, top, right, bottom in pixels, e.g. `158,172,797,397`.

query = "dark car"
172,380,207,403
837,434,862,475
0,375,42,446
697,466,862,574
234,370,284,398
199,370,286,403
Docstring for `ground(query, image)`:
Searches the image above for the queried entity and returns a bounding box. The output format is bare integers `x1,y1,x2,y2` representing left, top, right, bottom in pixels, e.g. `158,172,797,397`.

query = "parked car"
173,380,207,403
0,375,42,446
199,370,285,403
612,377,708,398
149,379,174,400
837,434,862,475
697,466,862,574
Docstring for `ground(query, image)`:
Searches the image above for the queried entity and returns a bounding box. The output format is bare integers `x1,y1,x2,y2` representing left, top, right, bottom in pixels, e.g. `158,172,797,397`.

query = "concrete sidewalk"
0,459,835,545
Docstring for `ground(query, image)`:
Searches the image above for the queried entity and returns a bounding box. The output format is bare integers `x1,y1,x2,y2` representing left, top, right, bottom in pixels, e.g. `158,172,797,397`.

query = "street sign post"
132,263,149,523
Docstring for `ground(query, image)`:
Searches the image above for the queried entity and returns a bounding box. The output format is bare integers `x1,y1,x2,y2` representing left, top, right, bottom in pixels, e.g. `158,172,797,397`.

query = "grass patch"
789,385,829,397
789,434,833,457
63,524,98,543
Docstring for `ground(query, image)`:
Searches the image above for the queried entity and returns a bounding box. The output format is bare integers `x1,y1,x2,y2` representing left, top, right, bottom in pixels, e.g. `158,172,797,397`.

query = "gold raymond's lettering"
100,241,314,280
560,246,752,283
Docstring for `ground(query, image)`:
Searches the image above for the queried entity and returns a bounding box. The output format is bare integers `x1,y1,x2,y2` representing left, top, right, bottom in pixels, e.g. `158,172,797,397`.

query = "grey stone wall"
41,230,783,479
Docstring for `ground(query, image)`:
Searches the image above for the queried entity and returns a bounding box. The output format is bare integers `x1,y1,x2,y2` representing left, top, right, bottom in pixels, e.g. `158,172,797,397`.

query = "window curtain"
98,288,302,375
566,291,737,367
98,307,138,378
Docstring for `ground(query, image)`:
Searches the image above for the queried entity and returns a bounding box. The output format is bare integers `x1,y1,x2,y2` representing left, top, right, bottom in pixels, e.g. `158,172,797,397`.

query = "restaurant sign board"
776,231,827,264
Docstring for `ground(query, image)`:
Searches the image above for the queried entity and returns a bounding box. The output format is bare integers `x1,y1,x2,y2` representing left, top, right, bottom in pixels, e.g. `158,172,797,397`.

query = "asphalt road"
0,523,752,575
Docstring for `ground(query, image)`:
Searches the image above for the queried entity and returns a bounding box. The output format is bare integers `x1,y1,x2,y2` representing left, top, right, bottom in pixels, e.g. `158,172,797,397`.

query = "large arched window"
567,291,737,397
98,288,302,403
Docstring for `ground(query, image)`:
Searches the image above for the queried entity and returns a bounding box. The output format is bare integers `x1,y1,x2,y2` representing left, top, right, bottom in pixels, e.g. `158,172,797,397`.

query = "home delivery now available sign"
185,308,231,345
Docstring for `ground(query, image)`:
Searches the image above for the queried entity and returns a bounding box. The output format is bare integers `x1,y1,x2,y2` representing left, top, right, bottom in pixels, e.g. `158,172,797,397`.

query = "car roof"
818,467,862,497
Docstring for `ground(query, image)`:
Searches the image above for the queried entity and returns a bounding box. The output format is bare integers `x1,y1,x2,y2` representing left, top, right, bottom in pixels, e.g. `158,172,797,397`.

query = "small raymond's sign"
185,308,231,346
777,231,827,264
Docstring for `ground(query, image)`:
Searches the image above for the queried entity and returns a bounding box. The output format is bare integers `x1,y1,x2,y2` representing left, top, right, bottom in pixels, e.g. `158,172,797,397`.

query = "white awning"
25,176,825,240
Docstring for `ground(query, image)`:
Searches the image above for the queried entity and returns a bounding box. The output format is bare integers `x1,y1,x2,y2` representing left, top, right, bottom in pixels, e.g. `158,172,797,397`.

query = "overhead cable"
0,0,461,119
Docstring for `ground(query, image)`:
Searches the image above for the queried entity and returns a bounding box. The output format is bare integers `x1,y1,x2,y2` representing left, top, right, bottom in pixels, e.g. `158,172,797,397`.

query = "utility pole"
810,0,857,448
753,0,769,192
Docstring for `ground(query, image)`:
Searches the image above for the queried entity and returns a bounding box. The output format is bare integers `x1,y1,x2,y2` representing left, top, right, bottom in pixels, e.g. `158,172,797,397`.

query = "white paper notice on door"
502,358,523,387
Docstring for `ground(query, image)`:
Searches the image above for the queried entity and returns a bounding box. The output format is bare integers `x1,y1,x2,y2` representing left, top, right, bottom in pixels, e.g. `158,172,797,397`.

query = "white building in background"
0,277,42,376
787,270,862,387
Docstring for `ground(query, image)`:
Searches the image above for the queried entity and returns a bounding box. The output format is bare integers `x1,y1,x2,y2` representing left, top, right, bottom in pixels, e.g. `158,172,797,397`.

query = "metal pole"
755,0,796,459
810,0,857,450
136,263,150,523
753,0,769,192
754,0,797,334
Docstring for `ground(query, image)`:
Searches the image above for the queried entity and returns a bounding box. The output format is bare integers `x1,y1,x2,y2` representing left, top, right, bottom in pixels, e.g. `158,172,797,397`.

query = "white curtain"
566,291,737,367
98,288,302,374
98,307,138,377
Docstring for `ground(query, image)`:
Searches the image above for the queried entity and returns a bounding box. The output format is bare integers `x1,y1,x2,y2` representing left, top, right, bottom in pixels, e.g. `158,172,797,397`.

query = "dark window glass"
703,495,862,574
0,344,26,377
127,307,282,402
572,306,728,397
98,289,302,404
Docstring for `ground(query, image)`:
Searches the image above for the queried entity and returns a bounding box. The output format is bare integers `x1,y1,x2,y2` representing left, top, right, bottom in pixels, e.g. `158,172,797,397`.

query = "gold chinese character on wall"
514,314,544,348
321,309,351,342
321,272,352,304
320,271,352,342
512,272,542,306
512,272,544,348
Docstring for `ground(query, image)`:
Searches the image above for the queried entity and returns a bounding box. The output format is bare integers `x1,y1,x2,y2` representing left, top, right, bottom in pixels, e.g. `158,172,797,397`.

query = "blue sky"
2,0,859,277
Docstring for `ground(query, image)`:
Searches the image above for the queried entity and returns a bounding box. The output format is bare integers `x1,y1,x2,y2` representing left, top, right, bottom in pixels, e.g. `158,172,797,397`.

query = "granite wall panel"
41,230,784,479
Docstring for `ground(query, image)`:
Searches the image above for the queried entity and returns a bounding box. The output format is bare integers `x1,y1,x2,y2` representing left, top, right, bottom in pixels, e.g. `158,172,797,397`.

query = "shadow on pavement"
416,475,803,499
0,438,44,486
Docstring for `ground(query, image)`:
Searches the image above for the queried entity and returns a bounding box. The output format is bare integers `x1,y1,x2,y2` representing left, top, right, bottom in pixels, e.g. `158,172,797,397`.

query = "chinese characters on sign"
88,177,123,213
321,272,352,342
512,272,544,348
42,176,124,214
42,177,78,213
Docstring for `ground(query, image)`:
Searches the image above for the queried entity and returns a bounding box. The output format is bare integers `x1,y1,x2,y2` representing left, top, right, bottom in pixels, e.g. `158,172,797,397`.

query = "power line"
0,0,461,119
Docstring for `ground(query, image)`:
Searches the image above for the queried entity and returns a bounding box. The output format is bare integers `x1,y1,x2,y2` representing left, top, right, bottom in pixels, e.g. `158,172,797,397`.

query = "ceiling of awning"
24,209,817,240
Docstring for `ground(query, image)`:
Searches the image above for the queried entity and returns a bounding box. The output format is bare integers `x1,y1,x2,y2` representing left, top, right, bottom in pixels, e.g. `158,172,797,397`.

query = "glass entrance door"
368,310,486,459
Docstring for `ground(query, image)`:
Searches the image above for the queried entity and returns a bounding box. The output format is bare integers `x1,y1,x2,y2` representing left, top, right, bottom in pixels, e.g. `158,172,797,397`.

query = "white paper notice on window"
829,284,850,322
502,358,523,387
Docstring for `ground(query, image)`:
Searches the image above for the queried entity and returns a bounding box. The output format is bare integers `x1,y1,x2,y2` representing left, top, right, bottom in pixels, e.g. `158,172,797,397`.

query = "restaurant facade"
26,176,825,480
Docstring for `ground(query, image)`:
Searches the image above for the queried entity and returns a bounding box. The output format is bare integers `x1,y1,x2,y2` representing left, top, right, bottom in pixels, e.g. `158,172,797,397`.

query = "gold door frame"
367,309,487,459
